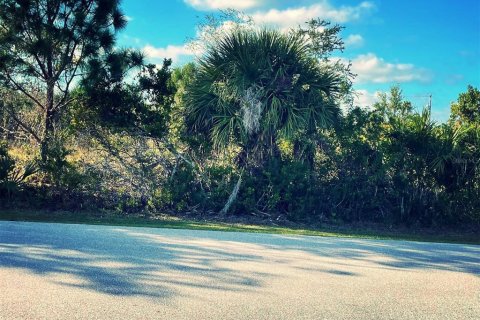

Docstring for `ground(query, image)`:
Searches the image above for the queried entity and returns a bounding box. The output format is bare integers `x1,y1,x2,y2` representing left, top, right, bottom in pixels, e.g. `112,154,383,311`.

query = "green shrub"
233,159,321,221
0,142,37,198
0,142,14,179
0,142,15,193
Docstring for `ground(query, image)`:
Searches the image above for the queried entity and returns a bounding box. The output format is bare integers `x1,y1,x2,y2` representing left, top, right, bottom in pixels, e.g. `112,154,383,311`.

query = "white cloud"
193,19,255,51
353,89,380,108
348,53,431,84
143,44,195,64
184,0,263,11
251,1,374,29
344,34,364,48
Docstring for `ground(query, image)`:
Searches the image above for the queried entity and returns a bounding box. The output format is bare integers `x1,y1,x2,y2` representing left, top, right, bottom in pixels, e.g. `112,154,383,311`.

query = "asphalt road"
0,221,479,320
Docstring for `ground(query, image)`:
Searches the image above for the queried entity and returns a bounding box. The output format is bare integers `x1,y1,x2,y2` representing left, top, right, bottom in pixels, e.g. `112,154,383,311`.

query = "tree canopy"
0,0,128,161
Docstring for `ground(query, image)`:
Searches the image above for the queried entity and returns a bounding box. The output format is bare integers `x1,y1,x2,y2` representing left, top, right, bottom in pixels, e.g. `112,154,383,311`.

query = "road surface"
1,221,479,319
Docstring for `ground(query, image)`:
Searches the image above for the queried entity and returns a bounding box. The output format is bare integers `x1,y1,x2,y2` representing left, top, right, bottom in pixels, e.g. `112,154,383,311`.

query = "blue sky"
118,0,480,121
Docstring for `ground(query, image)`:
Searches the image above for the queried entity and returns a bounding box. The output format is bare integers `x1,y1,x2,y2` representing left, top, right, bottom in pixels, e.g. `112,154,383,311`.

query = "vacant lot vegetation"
0,1,479,231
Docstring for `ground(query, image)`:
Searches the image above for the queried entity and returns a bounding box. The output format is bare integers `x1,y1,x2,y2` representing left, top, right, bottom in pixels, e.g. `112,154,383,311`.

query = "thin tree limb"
4,73,45,110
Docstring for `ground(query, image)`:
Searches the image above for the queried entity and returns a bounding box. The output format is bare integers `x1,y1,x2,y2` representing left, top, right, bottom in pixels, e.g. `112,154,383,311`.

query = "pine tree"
0,0,128,161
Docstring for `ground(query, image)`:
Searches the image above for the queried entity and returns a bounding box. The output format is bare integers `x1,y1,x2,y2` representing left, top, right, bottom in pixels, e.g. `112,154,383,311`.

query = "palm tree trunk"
220,170,243,215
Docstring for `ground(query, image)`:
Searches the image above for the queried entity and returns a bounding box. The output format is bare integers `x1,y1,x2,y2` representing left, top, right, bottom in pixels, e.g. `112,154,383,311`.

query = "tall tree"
186,26,348,213
373,85,413,121
0,0,128,161
450,85,480,125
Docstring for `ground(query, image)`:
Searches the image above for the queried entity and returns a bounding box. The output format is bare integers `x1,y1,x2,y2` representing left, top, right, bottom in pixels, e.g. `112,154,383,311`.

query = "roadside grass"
0,209,478,245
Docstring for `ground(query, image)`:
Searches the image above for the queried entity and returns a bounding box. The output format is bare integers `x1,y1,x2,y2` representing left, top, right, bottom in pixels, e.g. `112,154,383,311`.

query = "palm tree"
186,28,345,213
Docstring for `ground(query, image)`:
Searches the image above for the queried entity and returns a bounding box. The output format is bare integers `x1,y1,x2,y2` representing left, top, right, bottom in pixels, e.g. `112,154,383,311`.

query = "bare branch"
4,105,41,143
4,72,45,110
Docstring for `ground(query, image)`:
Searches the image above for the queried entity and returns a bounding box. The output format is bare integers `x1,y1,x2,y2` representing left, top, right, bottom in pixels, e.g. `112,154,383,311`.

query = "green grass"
0,209,479,245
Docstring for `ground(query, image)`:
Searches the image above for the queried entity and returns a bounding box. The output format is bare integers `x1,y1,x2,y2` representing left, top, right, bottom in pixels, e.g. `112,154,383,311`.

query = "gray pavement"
0,221,479,319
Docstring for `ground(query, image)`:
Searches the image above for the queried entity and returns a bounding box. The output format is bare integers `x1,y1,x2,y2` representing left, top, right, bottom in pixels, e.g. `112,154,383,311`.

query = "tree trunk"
220,170,243,215
40,80,55,162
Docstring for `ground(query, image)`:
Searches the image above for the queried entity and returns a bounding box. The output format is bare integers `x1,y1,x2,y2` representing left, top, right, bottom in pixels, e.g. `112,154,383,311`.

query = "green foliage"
323,86,480,226
0,0,130,162
0,141,37,197
0,6,477,231
450,85,480,124
150,163,200,211
73,57,178,141
40,142,85,189
185,24,351,214
187,28,345,164
0,142,14,184
236,159,320,220
373,85,413,120
295,19,345,59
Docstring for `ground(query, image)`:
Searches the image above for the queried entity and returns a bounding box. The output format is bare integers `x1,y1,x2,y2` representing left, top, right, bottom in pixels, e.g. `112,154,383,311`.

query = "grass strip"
0,209,478,245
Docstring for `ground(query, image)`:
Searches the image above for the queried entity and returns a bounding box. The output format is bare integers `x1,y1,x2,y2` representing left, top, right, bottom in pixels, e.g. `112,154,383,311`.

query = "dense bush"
0,142,15,194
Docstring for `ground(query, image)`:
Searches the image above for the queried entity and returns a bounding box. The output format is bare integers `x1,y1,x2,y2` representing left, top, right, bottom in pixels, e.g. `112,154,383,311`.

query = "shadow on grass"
0,221,478,300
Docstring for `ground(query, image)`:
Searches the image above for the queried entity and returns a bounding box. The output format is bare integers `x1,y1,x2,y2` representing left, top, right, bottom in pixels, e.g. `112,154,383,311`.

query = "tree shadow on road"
0,223,271,298
250,233,480,275
0,222,479,300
